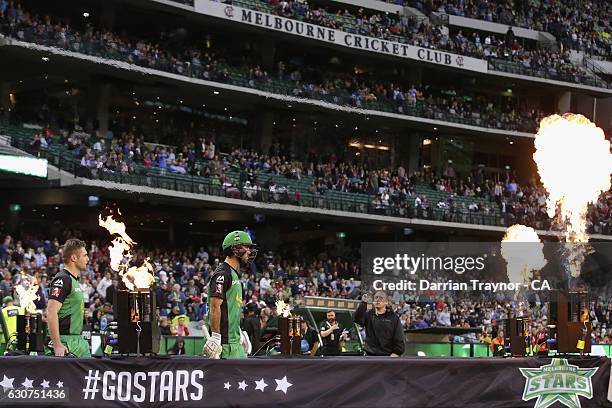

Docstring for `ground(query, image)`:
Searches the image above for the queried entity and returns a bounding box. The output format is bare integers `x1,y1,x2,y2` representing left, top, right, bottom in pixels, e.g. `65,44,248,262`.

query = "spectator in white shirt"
34,247,47,268
437,306,452,327
97,271,113,298
259,271,272,296
80,276,95,306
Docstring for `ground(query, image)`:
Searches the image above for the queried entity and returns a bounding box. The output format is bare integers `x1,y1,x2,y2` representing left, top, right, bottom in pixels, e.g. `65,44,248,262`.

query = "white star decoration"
0,375,14,391
56,381,64,388
21,378,34,388
40,380,50,388
275,376,292,394
224,377,292,394
254,378,268,392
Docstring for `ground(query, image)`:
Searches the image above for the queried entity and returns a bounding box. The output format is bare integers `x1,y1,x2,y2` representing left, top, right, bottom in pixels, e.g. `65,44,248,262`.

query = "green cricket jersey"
49,269,84,335
206,262,242,344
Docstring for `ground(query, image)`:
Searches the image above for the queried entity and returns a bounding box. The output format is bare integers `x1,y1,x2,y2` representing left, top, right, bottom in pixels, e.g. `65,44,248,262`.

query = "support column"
0,82,11,122
574,93,595,121
406,66,423,87
595,96,611,133
407,134,421,174
260,37,276,72
168,222,175,243
95,83,113,137
99,3,116,30
557,91,571,114
258,111,274,154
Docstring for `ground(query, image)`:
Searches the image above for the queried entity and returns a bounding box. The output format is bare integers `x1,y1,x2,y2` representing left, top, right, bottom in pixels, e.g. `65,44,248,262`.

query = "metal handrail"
14,139,506,228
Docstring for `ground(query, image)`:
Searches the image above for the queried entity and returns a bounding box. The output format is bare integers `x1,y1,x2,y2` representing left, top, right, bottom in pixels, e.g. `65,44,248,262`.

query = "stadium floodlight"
0,155,47,178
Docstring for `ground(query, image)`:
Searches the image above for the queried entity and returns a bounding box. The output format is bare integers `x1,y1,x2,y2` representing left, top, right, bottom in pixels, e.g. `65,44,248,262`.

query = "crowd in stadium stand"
0,5,549,133
0,1,605,107
1,232,611,345
188,0,612,60
420,0,611,58
245,0,602,79
22,125,612,235
299,0,611,59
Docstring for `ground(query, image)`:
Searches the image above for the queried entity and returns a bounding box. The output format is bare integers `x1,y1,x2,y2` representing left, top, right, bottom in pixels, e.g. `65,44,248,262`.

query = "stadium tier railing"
3,30,534,133
487,59,609,89
9,135,504,228
160,0,609,89
0,24,600,133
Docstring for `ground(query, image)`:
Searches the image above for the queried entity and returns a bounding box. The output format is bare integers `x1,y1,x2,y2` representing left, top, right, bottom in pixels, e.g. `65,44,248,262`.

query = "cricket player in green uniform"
47,239,90,357
203,231,257,359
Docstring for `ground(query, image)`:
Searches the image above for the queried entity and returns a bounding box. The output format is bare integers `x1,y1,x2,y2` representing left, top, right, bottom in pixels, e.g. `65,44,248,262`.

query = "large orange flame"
533,114,612,277
16,274,39,314
98,212,136,246
99,211,154,290
533,114,612,242
501,224,547,285
275,299,291,318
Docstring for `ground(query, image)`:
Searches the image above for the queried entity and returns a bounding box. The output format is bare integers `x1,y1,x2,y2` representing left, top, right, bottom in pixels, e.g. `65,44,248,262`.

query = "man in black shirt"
319,310,346,355
354,291,405,357
242,303,261,355
300,317,319,355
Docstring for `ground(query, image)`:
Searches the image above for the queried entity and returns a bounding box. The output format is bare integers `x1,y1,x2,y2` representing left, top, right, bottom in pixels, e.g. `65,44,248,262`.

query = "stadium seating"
0,122,505,228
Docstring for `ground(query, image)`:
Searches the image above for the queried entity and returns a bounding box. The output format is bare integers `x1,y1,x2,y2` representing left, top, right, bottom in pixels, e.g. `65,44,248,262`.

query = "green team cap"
3,296,13,304
222,230,253,251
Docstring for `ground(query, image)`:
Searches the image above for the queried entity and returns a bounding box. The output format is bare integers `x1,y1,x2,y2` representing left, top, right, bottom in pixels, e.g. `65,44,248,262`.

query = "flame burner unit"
278,316,301,356
548,290,591,354
16,313,46,353
502,317,527,357
114,289,160,355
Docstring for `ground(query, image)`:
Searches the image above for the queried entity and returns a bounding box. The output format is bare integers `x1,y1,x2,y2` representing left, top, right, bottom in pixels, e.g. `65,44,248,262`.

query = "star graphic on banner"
275,376,292,394
224,382,231,390
238,380,248,391
254,378,268,392
0,375,14,391
40,380,50,389
56,381,64,388
520,358,598,408
21,378,34,388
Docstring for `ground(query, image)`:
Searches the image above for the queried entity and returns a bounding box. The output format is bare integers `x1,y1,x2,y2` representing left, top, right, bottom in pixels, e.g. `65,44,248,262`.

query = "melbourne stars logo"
519,359,598,408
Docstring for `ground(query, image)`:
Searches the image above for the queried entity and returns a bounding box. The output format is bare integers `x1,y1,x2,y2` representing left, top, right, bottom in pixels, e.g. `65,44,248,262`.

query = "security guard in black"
354,293,405,356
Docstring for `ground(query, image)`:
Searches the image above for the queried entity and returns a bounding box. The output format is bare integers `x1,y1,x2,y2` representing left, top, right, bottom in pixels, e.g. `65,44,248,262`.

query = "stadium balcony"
3,122,611,239
151,0,610,91
0,36,536,139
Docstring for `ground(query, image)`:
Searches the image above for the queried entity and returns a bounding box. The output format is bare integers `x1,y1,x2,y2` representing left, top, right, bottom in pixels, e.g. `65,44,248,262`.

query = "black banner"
0,356,609,407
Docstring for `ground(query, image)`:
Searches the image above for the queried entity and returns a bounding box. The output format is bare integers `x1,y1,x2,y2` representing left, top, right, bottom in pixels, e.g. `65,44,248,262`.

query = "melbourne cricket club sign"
193,0,488,73
520,359,598,408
